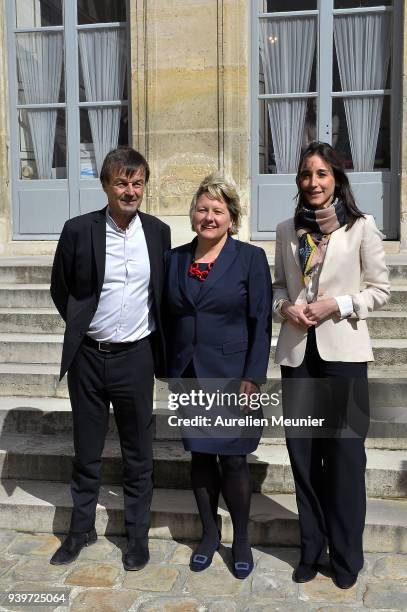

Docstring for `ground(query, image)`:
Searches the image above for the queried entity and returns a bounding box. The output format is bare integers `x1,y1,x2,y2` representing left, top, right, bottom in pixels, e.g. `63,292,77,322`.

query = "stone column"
0,0,12,255
400,4,407,251
130,0,250,245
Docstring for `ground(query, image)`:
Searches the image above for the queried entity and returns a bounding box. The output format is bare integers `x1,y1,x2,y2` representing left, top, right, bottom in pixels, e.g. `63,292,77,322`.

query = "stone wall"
0,1,405,254
400,2,407,251
131,0,251,243
0,0,12,256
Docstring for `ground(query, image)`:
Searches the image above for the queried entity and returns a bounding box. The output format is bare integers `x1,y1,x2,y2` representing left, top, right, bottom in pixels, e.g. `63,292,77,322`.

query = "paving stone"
363,580,407,609
101,537,175,564
0,557,18,578
0,530,17,552
255,547,298,572
148,538,177,563
123,565,179,592
7,533,61,556
11,558,67,582
64,563,121,587
138,597,203,612
251,569,298,598
70,588,140,611
372,553,407,579
241,600,311,612
299,574,358,603
100,536,127,561
208,599,236,611
72,537,116,561
169,542,223,567
315,607,361,612
183,568,245,597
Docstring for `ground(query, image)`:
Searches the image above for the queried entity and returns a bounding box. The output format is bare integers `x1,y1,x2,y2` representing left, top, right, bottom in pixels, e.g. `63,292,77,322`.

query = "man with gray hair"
50,147,170,570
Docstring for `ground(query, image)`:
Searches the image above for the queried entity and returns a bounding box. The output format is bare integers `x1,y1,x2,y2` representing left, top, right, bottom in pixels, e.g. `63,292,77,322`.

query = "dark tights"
191,451,253,561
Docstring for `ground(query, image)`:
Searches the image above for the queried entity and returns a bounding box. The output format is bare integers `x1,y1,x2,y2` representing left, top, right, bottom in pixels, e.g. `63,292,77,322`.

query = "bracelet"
275,298,290,320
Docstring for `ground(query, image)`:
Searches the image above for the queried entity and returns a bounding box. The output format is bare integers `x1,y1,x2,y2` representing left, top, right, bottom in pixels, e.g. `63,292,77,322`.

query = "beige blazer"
273,214,390,366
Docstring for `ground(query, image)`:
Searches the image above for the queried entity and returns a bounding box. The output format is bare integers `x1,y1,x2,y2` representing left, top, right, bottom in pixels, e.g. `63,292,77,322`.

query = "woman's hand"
281,302,315,329
239,379,260,414
303,298,339,323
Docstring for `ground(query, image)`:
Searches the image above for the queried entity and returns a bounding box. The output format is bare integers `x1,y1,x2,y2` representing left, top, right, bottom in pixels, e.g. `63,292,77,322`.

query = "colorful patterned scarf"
295,199,348,290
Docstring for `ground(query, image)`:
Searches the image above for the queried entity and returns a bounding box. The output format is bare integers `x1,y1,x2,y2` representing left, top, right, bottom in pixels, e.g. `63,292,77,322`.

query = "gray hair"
189,172,241,235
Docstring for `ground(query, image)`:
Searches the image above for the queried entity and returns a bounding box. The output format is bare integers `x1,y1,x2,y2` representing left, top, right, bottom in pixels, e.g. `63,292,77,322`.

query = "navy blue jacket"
164,236,272,383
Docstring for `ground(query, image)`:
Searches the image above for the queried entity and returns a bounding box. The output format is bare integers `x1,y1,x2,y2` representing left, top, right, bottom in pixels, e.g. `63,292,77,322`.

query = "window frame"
250,0,403,240
6,0,131,239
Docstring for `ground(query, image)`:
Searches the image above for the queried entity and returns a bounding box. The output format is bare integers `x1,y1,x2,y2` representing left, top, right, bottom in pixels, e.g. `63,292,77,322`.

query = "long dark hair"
295,141,365,230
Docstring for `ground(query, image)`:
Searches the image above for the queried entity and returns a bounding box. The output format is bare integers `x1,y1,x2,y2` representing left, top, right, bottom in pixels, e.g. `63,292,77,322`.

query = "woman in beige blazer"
273,142,390,590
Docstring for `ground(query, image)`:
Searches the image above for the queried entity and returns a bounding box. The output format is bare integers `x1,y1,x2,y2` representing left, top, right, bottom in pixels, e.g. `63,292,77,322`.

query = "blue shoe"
232,541,254,579
233,559,254,579
189,531,221,572
190,552,214,572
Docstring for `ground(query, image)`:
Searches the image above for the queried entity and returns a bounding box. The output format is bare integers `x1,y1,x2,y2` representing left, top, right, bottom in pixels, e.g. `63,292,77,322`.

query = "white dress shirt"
87,210,155,342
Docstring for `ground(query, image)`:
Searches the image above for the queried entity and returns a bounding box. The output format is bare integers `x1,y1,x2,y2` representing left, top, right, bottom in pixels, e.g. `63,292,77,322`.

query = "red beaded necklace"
188,260,215,282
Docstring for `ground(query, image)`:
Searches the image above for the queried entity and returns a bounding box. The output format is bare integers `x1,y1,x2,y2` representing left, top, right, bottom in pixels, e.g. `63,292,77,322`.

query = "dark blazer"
164,236,272,384
51,207,171,380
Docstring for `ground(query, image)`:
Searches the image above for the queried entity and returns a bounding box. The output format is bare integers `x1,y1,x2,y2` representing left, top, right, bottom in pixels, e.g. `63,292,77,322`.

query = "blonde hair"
189,172,241,235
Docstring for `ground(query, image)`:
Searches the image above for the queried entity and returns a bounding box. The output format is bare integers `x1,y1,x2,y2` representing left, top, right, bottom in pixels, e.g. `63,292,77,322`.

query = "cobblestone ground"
0,530,405,611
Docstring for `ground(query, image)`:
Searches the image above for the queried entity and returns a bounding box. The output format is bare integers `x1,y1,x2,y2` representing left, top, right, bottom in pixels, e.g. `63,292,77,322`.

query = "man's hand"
303,298,339,323
239,379,260,414
281,302,315,329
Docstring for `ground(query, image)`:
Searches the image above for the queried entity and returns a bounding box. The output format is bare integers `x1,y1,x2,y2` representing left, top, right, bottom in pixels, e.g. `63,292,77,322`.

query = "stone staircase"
0,256,406,551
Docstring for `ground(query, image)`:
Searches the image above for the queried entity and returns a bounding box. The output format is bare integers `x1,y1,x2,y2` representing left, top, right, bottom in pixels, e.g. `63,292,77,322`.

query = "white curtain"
334,13,391,172
16,32,63,179
259,18,316,174
79,28,127,174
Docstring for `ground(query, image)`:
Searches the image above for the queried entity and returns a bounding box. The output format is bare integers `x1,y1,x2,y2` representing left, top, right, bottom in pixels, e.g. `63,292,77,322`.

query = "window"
7,0,130,238
251,0,402,239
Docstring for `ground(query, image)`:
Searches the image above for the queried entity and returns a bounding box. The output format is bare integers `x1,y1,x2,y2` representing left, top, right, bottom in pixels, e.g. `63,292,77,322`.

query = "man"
50,147,171,570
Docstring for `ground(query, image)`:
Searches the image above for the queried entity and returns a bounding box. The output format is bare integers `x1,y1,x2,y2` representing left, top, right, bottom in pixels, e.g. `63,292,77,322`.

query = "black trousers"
281,327,369,576
67,336,154,539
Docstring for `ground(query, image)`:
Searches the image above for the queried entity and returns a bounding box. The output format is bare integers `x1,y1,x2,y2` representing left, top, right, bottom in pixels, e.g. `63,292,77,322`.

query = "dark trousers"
67,337,155,539
281,327,368,576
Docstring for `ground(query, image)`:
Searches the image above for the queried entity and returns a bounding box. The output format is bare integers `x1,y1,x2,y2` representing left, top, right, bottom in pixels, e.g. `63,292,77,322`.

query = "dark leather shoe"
50,528,97,565
334,572,358,589
293,563,318,583
123,538,150,571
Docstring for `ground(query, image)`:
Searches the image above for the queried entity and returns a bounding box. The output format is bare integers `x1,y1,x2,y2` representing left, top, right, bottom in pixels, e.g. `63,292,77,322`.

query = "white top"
87,211,155,342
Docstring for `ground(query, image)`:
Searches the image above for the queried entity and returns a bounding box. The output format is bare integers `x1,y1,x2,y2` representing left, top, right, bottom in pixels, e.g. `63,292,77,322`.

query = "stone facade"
0,0,405,255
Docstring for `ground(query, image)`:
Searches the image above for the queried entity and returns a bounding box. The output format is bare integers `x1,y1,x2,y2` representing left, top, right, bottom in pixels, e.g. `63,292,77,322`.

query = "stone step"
381,286,407,311
0,480,405,552
0,258,53,284
0,334,63,364
366,312,407,339
0,434,405,499
2,254,407,285
2,306,407,340
0,283,407,316
0,363,67,398
0,309,64,334
1,396,406,451
369,338,407,367
386,254,407,286
0,284,53,308
1,332,407,369
272,312,407,340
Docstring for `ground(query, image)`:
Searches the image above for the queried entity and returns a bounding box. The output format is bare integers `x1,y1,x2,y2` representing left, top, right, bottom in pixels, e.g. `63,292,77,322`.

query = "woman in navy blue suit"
165,173,272,578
